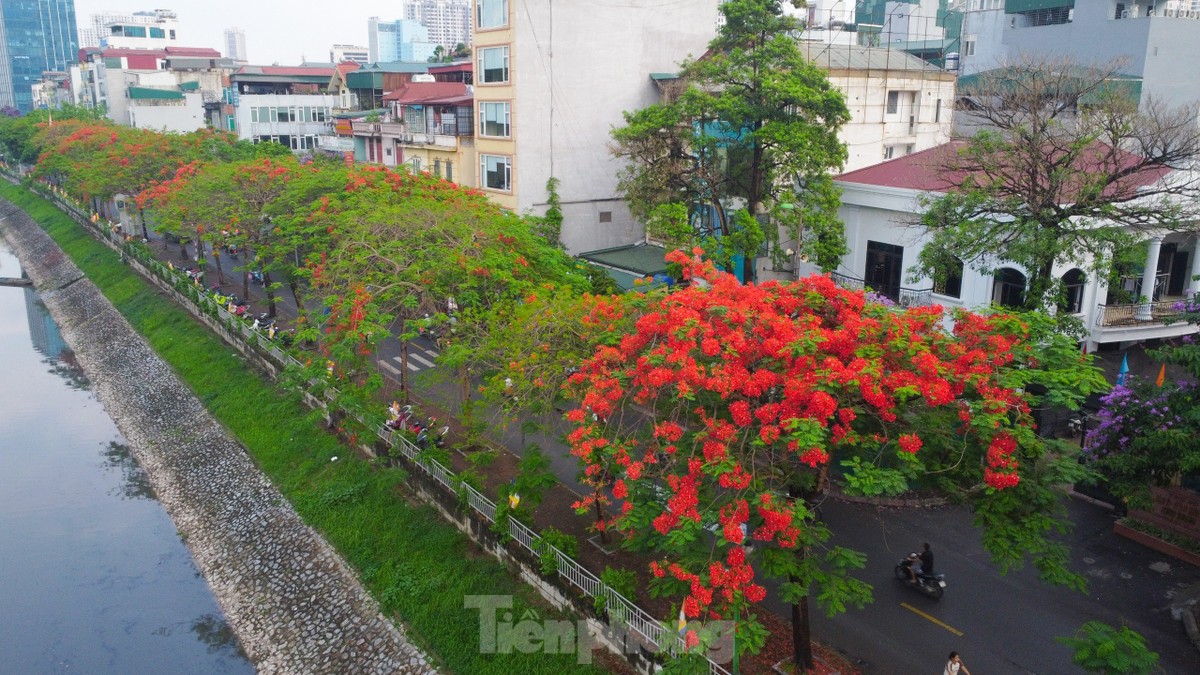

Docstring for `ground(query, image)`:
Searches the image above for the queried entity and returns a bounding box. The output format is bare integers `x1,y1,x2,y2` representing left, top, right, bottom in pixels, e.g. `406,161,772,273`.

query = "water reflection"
102,441,156,501
152,614,248,660
0,238,253,673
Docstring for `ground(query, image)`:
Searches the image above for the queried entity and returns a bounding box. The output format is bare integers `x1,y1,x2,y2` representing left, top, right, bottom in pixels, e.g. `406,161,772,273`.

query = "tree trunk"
791,592,814,671
242,248,251,301
288,279,304,322
213,247,225,285
264,270,277,317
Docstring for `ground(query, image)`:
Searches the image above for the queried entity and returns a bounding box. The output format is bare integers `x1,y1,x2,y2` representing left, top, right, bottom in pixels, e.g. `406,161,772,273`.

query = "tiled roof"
836,141,1172,197
237,66,336,77
101,46,220,59
384,82,471,104
335,61,360,78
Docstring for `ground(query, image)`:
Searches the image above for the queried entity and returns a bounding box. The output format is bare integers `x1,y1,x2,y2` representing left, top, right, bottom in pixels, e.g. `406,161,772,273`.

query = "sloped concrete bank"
0,201,436,674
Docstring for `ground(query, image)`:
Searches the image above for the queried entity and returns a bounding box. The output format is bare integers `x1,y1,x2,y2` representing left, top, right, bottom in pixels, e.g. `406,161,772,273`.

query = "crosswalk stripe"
390,355,421,372
419,346,439,358
408,352,436,368
378,359,402,376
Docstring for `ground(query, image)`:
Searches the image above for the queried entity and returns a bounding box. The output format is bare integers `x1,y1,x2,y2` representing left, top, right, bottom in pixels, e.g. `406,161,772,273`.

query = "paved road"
801,497,1200,674
151,231,1200,674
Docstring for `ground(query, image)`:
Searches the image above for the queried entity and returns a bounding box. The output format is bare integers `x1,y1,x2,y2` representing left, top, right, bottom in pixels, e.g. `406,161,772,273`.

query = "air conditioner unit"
1121,10,1130,18
899,295,916,308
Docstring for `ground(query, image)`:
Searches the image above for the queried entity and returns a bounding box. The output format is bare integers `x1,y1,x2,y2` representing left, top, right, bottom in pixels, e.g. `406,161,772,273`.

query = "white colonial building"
795,143,1200,350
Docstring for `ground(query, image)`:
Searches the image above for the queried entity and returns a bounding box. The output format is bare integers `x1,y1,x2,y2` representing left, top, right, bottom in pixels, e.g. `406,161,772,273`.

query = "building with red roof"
347,81,473,183
799,141,1199,349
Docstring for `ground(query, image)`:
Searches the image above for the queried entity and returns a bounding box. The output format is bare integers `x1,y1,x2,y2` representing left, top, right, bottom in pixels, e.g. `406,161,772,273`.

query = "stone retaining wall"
0,199,436,675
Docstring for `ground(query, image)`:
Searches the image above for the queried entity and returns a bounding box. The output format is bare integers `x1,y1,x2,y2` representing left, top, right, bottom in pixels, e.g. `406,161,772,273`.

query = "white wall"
511,0,723,255
833,70,956,171
234,94,339,144
129,92,206,132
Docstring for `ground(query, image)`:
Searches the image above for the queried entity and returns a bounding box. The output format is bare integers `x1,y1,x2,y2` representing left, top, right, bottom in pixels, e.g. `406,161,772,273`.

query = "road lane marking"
900,603,963,636
377,359,402,376
391,355,422,372
408,352,436,368
419,346,439,358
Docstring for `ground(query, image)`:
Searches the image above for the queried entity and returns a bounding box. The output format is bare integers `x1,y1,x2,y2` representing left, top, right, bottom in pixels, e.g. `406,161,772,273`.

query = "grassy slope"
1,184,608,675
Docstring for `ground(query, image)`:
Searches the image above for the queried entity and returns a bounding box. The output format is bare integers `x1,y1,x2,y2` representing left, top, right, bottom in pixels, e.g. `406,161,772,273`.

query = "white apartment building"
471,0,724,255
230,66,339,152
82,9,180,50
331,45,369,64
224,27,247,62
798,41,956,172
403,0,473,49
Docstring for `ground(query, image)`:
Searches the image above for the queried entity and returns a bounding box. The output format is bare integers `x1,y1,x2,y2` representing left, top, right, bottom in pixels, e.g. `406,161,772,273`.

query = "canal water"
0,240,253,674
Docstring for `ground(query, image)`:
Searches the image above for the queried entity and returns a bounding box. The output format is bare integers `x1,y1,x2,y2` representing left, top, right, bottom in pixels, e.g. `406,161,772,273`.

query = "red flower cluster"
564,249,1036,622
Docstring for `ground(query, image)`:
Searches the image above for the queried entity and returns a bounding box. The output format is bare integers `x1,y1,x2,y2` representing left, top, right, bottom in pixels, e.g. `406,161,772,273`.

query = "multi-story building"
230,66,339,152
345,61,431,111
0,0,79,113
350,80,475,183
79,9,176,49
403,0,473,49
72,46,229,131
799,41,956,171
225,27,247,62
958,0,1200,108
368,17,439,63
331,44,369,64
30,71,71,110
470,0,723,255
95,9,180,50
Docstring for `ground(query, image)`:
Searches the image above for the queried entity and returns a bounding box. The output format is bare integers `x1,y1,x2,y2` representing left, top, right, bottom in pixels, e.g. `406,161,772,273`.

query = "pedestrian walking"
944,651,971,675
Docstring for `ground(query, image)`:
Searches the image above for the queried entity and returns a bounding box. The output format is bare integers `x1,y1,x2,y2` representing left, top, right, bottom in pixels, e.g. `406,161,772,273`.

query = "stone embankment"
0,200,436,674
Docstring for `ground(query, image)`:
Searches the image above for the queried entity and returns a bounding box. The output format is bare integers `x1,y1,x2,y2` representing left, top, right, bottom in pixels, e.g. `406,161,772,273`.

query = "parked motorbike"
251,313,275,331
895,556,946,599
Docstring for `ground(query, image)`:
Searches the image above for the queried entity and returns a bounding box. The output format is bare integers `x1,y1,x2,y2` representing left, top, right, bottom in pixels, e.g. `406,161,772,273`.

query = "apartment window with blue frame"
480,155,511,192
477,0,509,29
478,101,510,138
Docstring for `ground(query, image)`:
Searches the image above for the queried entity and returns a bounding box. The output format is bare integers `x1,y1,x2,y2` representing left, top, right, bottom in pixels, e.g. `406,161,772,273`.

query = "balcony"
829,271,934,308
349,120,405,136
1094,299,1187,327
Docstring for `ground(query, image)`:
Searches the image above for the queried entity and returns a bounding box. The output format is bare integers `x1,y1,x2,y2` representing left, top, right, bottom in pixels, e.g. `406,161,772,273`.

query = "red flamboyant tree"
565,249,1094,669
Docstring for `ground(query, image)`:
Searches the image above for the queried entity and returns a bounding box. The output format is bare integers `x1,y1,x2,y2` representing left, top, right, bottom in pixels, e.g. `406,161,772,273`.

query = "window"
478,46,510,84
993,268,1027,309
477,0,509,29
934,98,942,123
905,144,915,155
933,256,964,299
887,90,899,114
149,27,165,39
278,107,293,123
1060,269,1087,314
445,161,453,182
269,107,279,122
433,158,442,177
250,107,259,123
599,211,613,223
479,101,511,137
963,39,976,57
480,154,512,191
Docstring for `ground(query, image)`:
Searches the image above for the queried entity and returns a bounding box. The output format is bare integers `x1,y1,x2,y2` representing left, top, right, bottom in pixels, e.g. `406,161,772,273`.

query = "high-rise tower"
0,0,79,113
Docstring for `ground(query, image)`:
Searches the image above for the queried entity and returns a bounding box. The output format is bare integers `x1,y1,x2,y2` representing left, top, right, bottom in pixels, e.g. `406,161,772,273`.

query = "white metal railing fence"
21,177,733,675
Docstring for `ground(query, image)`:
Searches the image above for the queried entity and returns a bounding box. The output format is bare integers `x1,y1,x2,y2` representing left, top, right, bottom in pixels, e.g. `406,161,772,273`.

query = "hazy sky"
72,1,388,65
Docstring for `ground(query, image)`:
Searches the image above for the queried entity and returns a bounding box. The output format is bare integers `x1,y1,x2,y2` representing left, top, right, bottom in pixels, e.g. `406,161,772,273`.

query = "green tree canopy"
611,0,850,275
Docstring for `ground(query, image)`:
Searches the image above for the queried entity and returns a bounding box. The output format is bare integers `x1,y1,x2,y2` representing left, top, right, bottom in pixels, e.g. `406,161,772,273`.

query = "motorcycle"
895,556,946,599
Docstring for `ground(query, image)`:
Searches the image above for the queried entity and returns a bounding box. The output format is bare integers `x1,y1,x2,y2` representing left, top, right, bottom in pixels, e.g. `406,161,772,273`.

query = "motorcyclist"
907,543,934,584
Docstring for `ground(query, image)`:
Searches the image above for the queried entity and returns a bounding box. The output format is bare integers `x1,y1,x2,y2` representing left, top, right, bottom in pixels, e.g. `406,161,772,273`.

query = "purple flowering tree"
1083,301,1200,508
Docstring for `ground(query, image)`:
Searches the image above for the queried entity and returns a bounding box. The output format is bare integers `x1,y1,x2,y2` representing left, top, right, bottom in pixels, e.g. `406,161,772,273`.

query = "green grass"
1,183,612,674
